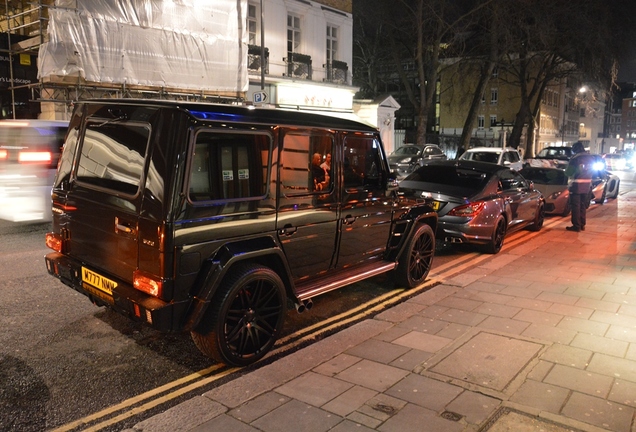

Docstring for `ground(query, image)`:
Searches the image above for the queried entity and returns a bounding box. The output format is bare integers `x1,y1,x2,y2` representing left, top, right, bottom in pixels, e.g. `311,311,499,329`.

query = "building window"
287,14,301,54
478,115,485,129
492,67,498,78
490,88,498,105
326,25,338,63
248,3,259,45
490,115,497,127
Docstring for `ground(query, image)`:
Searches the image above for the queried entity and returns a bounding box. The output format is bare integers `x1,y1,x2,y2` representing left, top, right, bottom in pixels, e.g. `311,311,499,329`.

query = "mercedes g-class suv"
44,100,437,366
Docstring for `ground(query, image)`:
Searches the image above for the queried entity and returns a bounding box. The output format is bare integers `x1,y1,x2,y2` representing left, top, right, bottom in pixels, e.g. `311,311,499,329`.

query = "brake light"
0,149,6,160
447,201,486,217
18,151,52,163
133,270,163,297
45,232,63,253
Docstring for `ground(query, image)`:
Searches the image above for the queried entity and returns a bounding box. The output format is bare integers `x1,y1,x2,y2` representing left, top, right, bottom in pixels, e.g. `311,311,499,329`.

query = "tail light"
0,149,7,160
447,201,486,218
133,270,163,298
45,232,63,253
18,151,52,163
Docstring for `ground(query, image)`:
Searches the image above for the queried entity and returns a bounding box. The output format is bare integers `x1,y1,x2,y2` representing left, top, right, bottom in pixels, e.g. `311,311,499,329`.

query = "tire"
482,217,506,254
561,199,571,217
395,223,435,288
191,263,286,366
528,203,545,232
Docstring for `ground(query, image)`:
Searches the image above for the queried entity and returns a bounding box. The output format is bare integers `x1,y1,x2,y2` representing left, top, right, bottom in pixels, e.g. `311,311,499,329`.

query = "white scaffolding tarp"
38,0,248,93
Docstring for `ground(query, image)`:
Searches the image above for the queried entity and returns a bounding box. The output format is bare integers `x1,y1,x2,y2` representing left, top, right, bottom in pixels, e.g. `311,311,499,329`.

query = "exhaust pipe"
295,299,313,314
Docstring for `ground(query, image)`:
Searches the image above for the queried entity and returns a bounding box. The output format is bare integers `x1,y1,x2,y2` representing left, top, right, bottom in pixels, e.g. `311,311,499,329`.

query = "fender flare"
184,237,294,331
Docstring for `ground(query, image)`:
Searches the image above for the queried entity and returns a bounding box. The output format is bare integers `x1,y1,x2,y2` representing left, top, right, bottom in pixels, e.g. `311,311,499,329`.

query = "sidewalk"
128,190,636,432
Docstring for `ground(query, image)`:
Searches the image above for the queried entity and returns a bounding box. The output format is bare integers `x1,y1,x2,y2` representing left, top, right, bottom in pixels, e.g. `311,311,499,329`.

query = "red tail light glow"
447,201,486,218
133,270,163,297
45,232,63,253
0,149,7,160
19,151,52,163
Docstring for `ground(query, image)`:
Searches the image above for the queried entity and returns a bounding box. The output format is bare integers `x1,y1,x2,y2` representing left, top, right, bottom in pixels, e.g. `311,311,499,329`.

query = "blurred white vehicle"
0,119,68,222
458,147,523,171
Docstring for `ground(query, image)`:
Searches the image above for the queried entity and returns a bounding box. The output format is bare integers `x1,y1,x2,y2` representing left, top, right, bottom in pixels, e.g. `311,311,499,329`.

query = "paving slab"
426,331,544,394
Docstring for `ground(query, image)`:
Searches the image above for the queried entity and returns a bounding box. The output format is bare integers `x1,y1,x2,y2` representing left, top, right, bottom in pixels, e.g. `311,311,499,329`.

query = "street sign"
253,91,268,104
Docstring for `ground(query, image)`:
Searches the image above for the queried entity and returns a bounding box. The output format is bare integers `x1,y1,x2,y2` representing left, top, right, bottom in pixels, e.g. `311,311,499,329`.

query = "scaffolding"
1,1,246,120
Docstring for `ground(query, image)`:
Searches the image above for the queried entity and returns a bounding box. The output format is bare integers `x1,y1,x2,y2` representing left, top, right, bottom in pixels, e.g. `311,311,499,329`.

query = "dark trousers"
570,193,587,229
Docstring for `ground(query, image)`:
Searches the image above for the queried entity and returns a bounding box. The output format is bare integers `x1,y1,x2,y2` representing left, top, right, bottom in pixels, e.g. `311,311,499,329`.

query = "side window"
507,151,520,163
343,136,383,189
500,170,524,190
189,132,270,202
76,121,150,195
280,132,333,195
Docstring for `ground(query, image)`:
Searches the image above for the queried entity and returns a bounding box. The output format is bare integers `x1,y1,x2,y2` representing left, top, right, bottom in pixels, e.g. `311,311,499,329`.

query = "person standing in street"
564,141,595,232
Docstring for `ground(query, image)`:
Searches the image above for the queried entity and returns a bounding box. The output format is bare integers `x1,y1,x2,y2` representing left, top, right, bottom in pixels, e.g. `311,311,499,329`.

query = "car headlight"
592,161,605,171
549,190,565,200
399,157,412,164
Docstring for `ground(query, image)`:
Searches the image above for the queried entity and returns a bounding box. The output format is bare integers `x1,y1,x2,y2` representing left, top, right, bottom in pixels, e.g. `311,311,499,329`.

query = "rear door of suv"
54,110,152,300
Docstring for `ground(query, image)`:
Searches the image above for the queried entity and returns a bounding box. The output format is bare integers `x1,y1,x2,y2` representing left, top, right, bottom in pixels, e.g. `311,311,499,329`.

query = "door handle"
279,224,297,236
115,217,134,234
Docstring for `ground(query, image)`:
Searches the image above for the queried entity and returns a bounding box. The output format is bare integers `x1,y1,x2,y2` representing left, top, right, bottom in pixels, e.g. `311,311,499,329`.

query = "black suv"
44,100,438,366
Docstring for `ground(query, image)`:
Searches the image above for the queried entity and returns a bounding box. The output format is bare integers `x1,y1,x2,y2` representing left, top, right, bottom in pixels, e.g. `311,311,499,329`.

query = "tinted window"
280,132,334,195
76,122,150,195
189,132,271,202
344,137,384,189
405,165,490,191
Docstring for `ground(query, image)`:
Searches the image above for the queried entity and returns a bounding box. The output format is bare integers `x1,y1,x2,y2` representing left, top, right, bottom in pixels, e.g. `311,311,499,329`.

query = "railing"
323,60,348,85
284,52,312,79
247,45,269,74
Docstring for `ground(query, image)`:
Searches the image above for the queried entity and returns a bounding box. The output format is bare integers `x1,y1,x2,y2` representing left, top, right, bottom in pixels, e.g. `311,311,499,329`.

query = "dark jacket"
565,153,595,194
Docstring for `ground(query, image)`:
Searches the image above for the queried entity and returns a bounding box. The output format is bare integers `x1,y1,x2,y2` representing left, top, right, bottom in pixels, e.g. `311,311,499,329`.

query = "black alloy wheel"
528,204,545,231
395,223,435,288
483,217,506,254
191,263,286,366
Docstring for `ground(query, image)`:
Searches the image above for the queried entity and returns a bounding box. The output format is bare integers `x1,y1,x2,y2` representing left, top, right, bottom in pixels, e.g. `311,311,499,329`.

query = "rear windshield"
76,121,150,195
460,151,500,164
404,165,490,191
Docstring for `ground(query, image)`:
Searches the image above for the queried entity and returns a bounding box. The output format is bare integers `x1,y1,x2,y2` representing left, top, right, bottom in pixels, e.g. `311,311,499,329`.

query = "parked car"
525,146,573,169
44,99,438,366
519,167,571,216
388,144,447,178
458,146,523,171
0,119,69,222
589,168,620,205
399,160,544,254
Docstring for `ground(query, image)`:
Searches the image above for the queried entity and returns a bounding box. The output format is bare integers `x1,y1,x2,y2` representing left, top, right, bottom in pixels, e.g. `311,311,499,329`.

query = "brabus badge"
420,192,432,199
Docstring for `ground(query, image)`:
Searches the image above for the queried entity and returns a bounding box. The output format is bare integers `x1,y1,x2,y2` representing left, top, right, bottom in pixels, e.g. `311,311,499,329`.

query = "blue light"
189,110,243,121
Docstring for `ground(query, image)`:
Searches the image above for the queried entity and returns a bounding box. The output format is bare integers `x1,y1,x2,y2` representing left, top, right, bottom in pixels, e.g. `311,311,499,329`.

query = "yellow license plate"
431,201,441,211
82,267,117,295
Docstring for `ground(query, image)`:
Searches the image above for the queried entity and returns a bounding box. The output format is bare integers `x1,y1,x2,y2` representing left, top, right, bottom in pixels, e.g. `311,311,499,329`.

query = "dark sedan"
388,144,447,179
399,160,545,254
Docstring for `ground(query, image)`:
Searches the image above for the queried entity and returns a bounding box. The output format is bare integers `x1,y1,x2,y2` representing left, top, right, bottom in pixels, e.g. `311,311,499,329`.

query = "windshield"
519,168,567,185
536,148,571,159
393,146,421,156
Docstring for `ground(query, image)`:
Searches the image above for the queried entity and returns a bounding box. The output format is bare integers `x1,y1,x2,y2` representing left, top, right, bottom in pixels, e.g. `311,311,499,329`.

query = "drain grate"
441,411,463,422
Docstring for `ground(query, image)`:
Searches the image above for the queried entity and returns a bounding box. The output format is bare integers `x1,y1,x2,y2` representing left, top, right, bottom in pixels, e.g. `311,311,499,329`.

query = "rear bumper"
44,252,189,332
436,219,494,245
